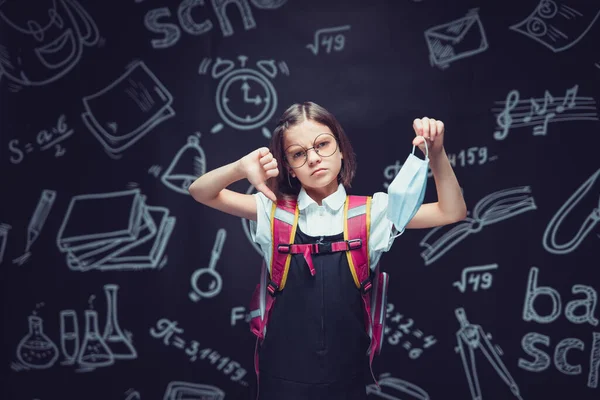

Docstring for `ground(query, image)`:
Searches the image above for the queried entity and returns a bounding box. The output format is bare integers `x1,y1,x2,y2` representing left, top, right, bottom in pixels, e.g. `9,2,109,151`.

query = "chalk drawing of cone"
161,134,207,195
81,61,175,159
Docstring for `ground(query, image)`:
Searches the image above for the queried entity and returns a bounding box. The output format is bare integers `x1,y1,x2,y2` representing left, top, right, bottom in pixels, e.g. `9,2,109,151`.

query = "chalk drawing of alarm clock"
199,55,289,138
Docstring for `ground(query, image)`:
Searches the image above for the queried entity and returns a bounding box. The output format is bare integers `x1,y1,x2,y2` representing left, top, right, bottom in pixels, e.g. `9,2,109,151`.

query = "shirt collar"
297,183,346,211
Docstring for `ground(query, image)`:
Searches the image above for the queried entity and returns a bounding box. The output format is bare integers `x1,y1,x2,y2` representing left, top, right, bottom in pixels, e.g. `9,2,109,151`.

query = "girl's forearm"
429,149,467,220
188,159,245,203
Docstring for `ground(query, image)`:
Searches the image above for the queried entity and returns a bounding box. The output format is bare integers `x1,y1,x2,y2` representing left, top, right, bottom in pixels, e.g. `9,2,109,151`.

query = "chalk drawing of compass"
199,55,290,139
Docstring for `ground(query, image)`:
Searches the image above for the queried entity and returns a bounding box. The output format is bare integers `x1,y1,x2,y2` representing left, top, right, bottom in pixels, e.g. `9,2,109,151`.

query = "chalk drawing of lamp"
81,61,175,159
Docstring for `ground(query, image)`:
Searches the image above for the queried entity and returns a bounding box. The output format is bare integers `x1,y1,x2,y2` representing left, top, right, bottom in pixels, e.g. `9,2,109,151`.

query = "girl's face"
283,119,343,195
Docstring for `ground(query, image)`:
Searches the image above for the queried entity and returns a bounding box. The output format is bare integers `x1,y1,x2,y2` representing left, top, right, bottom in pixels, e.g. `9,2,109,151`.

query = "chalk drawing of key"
13,190,57,265
189,229,226,301
81,60,175,159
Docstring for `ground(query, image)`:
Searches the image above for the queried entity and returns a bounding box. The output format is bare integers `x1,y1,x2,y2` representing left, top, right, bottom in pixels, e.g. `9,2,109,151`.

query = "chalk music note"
493,90,519,141
556,85,578,113
523,91,553,123
533,112,555,136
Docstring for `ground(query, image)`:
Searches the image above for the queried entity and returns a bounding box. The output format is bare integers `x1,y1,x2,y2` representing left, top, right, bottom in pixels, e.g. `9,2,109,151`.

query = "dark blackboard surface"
1,0,599,399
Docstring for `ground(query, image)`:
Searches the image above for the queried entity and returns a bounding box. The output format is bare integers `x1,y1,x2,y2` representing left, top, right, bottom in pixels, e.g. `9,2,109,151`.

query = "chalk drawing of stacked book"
56,189,175,271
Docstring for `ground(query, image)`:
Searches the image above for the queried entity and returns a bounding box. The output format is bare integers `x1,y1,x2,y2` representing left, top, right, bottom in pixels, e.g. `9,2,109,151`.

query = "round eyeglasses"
284,133,339,169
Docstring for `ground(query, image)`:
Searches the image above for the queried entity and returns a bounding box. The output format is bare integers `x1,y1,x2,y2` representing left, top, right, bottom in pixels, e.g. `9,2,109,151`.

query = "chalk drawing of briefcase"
424,8,489,69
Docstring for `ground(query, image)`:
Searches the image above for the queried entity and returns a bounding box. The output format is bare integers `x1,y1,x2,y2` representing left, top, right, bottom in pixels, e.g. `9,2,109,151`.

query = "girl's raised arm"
188,147,279,221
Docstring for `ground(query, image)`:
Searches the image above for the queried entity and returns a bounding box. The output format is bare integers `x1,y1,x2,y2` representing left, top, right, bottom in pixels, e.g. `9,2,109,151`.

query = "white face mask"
387,140,429,236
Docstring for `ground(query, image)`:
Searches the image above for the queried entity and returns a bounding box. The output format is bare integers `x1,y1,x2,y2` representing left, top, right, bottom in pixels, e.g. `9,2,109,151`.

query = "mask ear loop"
411,136,429,160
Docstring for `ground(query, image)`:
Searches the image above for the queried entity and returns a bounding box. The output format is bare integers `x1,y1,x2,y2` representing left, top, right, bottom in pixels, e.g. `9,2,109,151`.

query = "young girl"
189,102,466,399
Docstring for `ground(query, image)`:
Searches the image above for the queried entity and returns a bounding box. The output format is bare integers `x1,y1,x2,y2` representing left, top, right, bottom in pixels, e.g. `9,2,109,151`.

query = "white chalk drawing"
56,188,175,271
424,8,488,69
189,229,226,302
385,303,437,359
519,332,600,389
366,373,430,399
124,389,141,400
493,84,598,141
81,61,175,159
163,381,225,400
142,0,287,48
455,308,524,400
12,284,137,373
382,146,496,189
0,0,99,88
240,184,263,256
523,266,598,326
420,186,537,265
453,263,498,293
0,223,11,264
199,55,289,139
510,0,600,53
306,25,350,55
13,189,56,265
230,306,251,326
542,168,600,255
520,266,600,388
158,132,207,195
8,114,72,164
15,314,60,370
149,317,248,385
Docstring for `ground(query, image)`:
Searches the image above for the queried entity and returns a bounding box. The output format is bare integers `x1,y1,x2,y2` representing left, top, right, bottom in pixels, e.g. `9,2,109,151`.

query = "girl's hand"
412,117,445,157
239,147,279,202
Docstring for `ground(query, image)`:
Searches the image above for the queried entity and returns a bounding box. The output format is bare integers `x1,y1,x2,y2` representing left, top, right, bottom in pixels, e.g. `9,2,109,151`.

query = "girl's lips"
312,168,327,175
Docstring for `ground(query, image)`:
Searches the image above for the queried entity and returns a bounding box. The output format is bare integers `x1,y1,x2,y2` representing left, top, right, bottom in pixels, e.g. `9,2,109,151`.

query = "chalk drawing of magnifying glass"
189,229,226,302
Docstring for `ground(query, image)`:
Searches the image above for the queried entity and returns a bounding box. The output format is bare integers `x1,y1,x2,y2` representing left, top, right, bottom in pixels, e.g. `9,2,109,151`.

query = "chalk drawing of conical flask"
161,134,206,195
16,315,59,369
102,284,137,359
77,310,114,368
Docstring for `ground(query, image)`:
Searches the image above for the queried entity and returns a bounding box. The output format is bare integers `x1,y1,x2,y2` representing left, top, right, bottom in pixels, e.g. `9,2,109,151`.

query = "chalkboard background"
1,0,599,399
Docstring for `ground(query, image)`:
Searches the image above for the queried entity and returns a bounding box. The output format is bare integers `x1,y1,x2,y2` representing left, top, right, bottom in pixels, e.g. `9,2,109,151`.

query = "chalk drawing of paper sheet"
65,205,157,271
56,189,145,255
510,0,600,53
424,8,488,69
81,61,175,158
98,205,175,270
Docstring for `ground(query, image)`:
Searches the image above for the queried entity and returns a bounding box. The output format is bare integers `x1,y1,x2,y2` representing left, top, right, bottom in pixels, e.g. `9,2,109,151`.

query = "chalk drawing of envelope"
81,60,175,156
56,188,145,253
99,205,175,270
66,204,157,271
424,8,488,69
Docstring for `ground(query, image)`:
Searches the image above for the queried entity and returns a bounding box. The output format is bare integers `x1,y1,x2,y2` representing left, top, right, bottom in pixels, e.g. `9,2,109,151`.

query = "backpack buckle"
313,241,331,254
266,280,279,296
346,238,362,250
277,244,291,254
360,277,372,294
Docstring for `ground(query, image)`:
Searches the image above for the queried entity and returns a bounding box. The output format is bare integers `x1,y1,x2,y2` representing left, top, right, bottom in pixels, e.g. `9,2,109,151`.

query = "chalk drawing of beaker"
59,310,80,365
161,134,206,195
103,284,136,359
77,310,114,369
16,315,59,369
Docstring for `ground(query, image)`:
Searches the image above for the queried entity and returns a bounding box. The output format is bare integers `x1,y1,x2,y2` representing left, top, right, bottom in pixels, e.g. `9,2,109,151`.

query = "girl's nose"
306,148,321,165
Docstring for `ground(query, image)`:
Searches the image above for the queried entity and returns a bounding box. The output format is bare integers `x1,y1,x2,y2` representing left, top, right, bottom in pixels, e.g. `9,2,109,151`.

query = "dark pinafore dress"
256,228,371,400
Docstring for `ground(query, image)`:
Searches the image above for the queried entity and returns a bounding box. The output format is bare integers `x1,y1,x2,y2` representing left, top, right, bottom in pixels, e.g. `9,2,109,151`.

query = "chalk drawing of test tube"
81,61,175,159
542,168,600,254
455,308,523,400
420,186,537,265
189,229,226,301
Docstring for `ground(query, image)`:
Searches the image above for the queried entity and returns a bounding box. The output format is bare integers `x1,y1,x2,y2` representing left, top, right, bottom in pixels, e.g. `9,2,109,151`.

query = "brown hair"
267,101,356,199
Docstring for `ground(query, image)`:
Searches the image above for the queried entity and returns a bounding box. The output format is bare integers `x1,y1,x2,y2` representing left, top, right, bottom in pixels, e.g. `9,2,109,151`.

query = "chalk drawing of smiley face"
0,0,99,87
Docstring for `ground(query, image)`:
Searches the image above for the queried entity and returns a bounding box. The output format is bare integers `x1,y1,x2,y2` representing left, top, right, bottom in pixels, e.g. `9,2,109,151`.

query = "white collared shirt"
250,183,397,270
